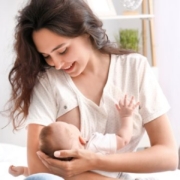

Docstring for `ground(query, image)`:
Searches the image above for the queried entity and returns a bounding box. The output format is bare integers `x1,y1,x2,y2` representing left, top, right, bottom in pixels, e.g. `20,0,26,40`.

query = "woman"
8,0,178,180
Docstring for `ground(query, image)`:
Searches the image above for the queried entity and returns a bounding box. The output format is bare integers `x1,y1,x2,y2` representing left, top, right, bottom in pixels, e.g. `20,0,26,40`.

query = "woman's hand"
37,149,97,178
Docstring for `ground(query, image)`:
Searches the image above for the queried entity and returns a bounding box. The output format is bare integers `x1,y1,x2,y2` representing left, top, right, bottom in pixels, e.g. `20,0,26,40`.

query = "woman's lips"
63,62,75,72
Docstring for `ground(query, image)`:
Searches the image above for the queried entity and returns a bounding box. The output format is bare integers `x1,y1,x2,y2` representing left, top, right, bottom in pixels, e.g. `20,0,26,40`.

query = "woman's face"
32,28,93,77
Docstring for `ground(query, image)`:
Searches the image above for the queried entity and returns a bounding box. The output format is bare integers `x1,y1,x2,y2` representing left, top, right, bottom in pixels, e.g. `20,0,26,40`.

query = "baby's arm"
115,95,139,149
9,165,29,177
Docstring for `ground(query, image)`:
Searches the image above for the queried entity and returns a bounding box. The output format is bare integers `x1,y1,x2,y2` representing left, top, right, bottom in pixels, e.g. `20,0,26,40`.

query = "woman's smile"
62,62,75,73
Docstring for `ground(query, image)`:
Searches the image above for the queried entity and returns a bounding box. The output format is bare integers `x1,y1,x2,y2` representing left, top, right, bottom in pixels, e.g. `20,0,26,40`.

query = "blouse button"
64,105,67,109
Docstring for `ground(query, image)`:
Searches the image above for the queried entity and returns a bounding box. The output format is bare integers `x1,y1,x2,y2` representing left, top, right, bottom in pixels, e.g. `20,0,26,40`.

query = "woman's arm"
97,114,178,173
46,114,178,176
27,124,51,174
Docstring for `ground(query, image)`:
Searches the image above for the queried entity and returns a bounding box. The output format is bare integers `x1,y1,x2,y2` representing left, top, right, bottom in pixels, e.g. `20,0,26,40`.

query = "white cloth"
86,132,117,154
25,53,170,153
86,132,121,178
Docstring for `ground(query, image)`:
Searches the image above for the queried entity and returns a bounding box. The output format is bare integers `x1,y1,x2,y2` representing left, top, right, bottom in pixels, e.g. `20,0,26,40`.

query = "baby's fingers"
133,102,140,109
115,104,121,111
123,94,127,106
128,96,134,107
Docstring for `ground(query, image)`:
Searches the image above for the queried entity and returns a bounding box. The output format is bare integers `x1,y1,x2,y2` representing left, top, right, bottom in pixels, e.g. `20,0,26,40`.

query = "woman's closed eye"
44,55,50,59
42,48,67,60
59,48,67,55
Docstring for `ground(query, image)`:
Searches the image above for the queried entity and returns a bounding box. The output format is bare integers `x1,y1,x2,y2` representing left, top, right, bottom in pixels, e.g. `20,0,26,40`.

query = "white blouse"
25,53,170,153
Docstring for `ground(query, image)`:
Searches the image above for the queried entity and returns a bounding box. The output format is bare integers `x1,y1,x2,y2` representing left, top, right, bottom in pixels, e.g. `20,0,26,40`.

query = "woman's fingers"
37,151,60,168
37,151,71,177
54,149,80,158
36,151,52,168
37,151,48,159
36,151,51,164
37,151,62,166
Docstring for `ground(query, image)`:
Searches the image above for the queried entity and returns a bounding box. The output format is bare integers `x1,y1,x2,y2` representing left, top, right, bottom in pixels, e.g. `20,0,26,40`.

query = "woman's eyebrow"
40,43,66,54
51,43,66,53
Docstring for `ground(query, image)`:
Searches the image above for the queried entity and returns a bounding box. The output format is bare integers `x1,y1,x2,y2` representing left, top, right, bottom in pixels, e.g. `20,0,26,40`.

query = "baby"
9,95,139,178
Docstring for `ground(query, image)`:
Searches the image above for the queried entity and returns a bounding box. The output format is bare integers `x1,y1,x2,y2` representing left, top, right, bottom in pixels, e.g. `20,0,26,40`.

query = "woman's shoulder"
43,68,63,77
112,53,147,63
33,68,66,92
37,68,64,82
111,53,149,69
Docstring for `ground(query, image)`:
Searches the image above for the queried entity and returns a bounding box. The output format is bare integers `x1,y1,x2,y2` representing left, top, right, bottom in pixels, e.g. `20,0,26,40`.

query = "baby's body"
9,95,139,178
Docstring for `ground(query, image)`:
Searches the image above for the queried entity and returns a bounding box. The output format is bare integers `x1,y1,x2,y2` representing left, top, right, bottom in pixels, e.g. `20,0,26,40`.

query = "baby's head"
39,122,86,158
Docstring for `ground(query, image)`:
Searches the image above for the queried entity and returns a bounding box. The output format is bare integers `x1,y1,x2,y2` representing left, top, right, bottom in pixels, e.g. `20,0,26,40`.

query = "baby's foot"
8,165,24,177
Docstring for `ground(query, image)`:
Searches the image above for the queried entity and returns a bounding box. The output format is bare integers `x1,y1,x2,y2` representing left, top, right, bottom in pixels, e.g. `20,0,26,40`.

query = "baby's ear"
79,136,86,145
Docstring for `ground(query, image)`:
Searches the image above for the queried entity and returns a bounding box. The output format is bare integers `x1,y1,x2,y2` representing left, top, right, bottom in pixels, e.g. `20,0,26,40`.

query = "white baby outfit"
25,53,170,178
86,132,121,178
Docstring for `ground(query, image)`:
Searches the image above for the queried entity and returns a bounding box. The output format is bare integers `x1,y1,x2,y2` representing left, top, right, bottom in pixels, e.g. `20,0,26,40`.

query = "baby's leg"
9,165,28,177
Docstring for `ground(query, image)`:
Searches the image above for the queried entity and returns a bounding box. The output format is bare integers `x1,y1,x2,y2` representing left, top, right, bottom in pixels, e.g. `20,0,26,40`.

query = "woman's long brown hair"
8,0,131,130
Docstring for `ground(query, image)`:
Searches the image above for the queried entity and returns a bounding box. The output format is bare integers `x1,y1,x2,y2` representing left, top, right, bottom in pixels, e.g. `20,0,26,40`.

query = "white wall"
154,0,180,146
0,0,28,146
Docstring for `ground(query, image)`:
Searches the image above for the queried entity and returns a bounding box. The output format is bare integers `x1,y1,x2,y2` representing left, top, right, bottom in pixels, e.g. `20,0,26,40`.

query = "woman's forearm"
95,145,178,173
27,124,51,174
95,115,178,173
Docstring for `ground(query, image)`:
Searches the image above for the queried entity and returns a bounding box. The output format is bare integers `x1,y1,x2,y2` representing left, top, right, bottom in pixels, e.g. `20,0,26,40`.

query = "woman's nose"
52,57,64,70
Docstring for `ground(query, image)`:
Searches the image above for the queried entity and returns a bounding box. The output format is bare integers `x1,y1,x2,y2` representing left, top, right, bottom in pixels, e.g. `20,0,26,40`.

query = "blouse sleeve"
24,74,57,127
138,56,170,124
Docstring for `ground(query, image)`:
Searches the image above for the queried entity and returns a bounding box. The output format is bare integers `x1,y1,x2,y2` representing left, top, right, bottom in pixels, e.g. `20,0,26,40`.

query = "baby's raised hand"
115,95,140,118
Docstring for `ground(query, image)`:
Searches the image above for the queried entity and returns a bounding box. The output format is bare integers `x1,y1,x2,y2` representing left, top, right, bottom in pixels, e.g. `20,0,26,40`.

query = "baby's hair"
39,125,74,161
39,126,56,158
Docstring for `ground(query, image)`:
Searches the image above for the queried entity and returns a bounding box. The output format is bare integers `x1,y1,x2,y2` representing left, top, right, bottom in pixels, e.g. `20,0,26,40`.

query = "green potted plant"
116,29,140,52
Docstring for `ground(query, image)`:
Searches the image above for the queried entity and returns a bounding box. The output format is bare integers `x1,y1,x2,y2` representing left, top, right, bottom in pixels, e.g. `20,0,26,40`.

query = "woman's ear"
79,136,86,145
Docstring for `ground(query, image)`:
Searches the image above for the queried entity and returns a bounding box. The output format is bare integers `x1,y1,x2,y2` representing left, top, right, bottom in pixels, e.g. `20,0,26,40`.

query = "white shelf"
99,14,154,20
